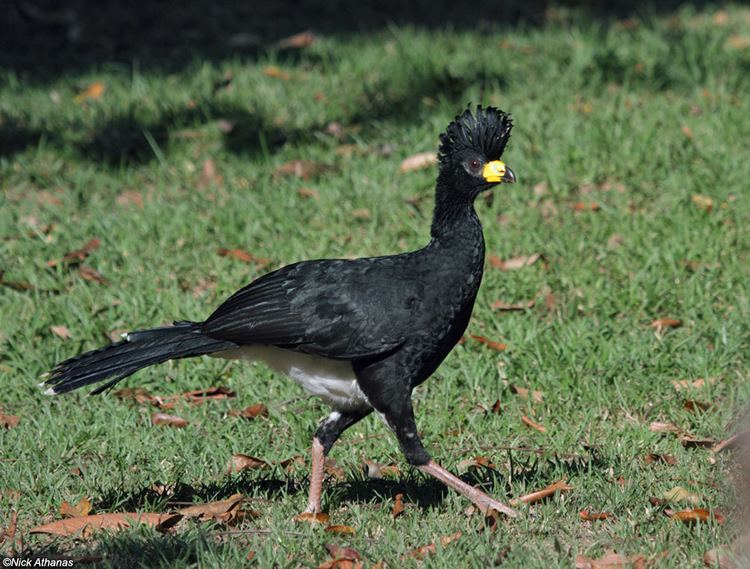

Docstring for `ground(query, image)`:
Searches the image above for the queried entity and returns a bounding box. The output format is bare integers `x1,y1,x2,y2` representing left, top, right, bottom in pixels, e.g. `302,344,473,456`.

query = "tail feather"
44,322,237,395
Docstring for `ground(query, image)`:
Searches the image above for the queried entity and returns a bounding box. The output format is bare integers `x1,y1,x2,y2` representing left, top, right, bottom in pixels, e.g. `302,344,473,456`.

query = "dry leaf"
324,458,346,481
511,478,572,505
651,318,682,332
74,81,105,103
572,202,601,212
60,497,92,518
114,387,154,405
47,238,101,267
151,413,188,428
579,510,612,521
227,454,270,474
50,325,72,340
262,66,290,80
680,435,716,449
575,552,646,569
649,421,683,434
683,400,710,413
489,253,541,271
521,415,547,434
363,461,400,479
276,31,316,49
179,493,244,522
727,35,750,50
79,265,108,285
672,377,718,391
713,429,749,453
229,404,269,420
405,531,462,559
491,299,535,311
325,524,356,534
644,453,677,466
469,334,507,351
325,544,360,561
398,152,437,173
490,399,502,414
274,159,326,180
30,512,179,537
682,125,695,140
216,248,270,267
116,190,144,208
692,194,714,212
351,208,372,221
1,415,20,428
392,493,406,518
298,187,319,199
294,512,330,524
668,508,725,525
0,271,33,292
509,384,544,403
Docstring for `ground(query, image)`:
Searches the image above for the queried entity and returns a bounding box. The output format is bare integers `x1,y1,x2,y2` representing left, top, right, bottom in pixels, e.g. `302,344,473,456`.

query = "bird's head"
437,106,515,199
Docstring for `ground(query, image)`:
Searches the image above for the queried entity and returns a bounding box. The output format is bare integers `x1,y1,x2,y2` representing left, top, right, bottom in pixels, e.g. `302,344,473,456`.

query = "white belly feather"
217,345,370,412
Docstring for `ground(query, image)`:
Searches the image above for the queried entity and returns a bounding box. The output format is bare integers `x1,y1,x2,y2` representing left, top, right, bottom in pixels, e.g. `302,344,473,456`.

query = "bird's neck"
430,179,484,250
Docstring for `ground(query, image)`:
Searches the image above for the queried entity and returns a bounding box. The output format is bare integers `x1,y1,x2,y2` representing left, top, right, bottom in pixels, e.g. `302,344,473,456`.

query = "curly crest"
438,106,513,164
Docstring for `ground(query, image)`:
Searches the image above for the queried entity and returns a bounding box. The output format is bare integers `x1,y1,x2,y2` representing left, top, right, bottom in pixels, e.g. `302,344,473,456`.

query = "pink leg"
419,460,518,517
303,438,325,513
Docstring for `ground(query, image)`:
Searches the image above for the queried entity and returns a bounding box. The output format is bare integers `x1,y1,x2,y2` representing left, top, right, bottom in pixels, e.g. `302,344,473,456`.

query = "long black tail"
43,321,237,395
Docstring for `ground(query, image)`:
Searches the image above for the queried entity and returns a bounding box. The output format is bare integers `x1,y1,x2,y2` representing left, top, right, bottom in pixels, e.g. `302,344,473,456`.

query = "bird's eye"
469,159,481,170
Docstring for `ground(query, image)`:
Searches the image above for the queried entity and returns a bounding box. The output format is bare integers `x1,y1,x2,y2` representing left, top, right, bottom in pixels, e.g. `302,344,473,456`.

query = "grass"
1,3,750,567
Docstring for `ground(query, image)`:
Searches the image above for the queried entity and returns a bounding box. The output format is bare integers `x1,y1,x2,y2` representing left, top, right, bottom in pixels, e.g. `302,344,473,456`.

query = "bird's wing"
202,258,411,359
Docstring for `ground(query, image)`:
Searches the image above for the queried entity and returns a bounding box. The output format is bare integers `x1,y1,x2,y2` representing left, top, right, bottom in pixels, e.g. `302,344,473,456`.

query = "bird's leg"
354,377,519,518
302,409,372,514
418,460,518,517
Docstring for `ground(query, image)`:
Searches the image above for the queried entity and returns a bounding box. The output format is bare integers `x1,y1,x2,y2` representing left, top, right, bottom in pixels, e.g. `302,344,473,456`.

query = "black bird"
44,106,519,517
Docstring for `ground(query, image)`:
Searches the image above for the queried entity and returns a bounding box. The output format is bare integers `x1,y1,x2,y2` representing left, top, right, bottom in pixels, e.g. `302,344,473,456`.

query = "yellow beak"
482,160,516,184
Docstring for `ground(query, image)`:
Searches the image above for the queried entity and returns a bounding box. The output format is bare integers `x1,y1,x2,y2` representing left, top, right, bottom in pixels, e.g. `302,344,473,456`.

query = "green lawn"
1,4,749,567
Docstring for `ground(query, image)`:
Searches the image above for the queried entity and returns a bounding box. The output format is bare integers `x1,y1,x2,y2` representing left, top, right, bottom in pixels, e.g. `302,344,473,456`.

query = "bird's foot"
472,494,519,519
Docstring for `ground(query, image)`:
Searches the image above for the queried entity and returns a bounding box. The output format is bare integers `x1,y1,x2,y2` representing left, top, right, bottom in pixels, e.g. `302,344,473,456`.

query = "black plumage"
44,106,519,516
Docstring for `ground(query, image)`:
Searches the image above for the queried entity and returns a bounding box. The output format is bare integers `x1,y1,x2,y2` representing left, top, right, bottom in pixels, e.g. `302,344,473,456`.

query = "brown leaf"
727,35,750,50
229,403,269,420
0,415,20,429
509,384,544,403
324,458,346,481
491,299,535,311
672,377,718,391
572,202,601,212
490,399,502,414
644,453,677,466
50,325,72,340
488,253,541,271
667,508,725,525
294,512,330,524
469,334,507,351
579,509,612,521
277,455,305,472
151,413,189,428
651,318,682,332
115,190,144,208
274,159,326,180
30,512,180,537
521,415,547,434
662,486,701,505
262,66,290,80
398,152,437,173
325,544,361,561
713,429,750,453
276,31,316,49
681,125,695,140
60,497,92,518
405,531,462,559
649,421,683,434
47,238,101,267
325,524,356,534
114,387,154,405
297,187,320,200
79,265,108,285
575,552,646,569
351,208,372,221
692,194,714,212
363,461,400,479
683,400,710,413
179,493,244,522
392,493,405,518
227,454,270,474
0,271,33,291
511,478,572,505
216,248,270,267
680,435,716,449
74,81,105,103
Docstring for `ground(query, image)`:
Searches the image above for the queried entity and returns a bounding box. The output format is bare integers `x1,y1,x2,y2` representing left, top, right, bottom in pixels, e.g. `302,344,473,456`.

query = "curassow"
44,106,519,517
